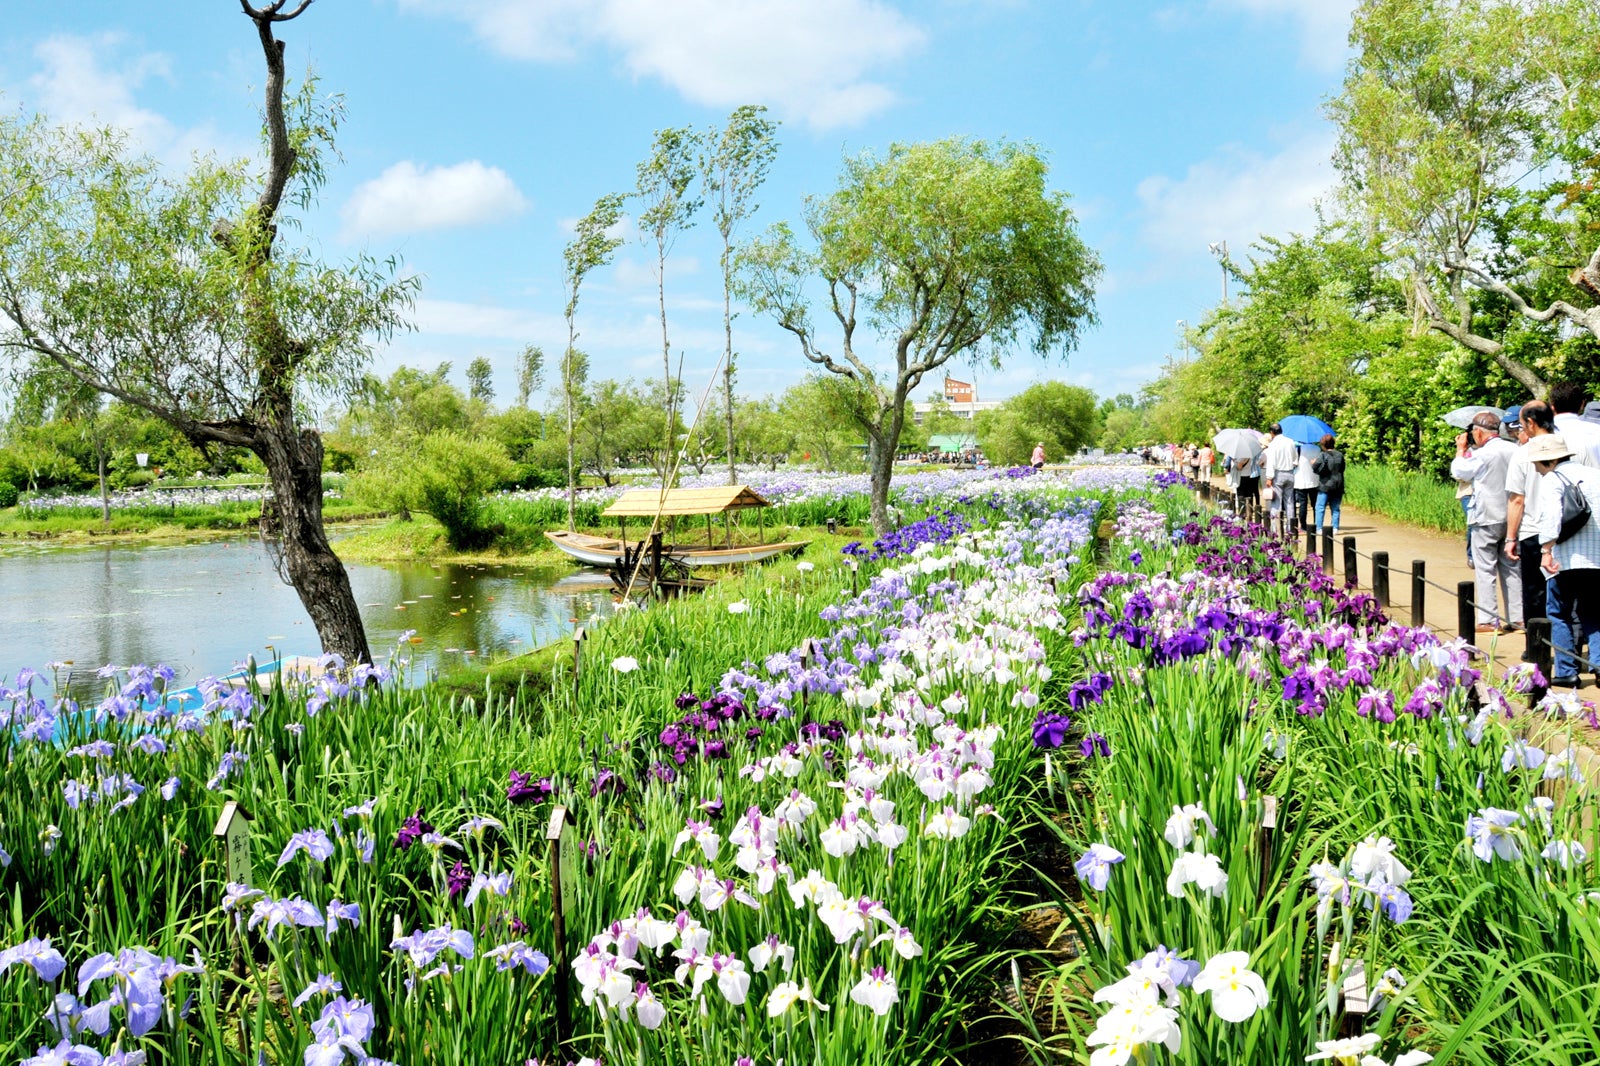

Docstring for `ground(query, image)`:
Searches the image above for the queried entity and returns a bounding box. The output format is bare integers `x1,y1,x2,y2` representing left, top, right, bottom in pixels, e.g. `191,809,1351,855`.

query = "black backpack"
1553,470,1593,544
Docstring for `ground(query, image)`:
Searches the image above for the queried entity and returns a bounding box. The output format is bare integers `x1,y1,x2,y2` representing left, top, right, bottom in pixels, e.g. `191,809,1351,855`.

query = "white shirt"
1262,435,1296,481
1553,413,1600,468
1536,460,1600,571
1293,444,1321,490
1504,442,1545,543
1450,437,1516,527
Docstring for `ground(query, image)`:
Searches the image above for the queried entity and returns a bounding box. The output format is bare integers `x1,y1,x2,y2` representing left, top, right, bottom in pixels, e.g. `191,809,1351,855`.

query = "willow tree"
702,106,779,485
0,1,414,664
1330,0,1600,395
737,138,1100,534
636,127,701,478
560,194,624,529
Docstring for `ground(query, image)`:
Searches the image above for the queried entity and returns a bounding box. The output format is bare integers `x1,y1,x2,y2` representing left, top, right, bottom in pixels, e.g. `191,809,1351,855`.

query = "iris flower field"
2,464,1596,1065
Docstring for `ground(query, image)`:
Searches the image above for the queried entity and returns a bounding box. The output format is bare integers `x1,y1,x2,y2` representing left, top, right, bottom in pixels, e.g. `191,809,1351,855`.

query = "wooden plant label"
213,800,253,887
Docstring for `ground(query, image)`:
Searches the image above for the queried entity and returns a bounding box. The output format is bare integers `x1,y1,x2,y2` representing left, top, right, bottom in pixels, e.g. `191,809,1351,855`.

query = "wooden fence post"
1528,617,1553,709
1372,551,1390,608
1411,561,1426,628
1342,536,1357,586
1458,580,1476,643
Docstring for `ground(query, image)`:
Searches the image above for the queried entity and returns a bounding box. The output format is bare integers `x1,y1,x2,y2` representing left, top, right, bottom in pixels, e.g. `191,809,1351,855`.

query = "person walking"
1532,433,1600,686
1198,442,1214,488
1234,449,1261,518
1451,410,1523,632
1504,401,1554,643
1031,441,1046,469
1310,434,1345,534
1293,439,1322,532
1262,423,1297,536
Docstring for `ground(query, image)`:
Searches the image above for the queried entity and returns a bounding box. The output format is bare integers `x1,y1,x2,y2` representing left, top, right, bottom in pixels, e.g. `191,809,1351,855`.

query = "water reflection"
0,536,614,701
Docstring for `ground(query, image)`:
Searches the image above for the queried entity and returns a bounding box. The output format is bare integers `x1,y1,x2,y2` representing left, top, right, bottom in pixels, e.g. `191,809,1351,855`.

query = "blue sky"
1,0,1353,409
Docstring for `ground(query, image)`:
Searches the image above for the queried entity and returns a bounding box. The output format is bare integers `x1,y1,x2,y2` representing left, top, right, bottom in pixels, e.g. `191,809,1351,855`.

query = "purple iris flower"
278,829,336,867
507,772,554,804
0,938,67,983
590,768,626,797
1080,733,1111,758
1031,712,1072,749
395,810,435,850
446,861,473,899
1074,843,1125,891
325,900,361,935
21,1039,105,1066
1370,881,1412,923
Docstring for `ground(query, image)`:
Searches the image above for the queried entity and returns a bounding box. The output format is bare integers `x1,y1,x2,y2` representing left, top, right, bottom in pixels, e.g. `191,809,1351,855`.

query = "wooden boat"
544,530,808,568
546,484,808,569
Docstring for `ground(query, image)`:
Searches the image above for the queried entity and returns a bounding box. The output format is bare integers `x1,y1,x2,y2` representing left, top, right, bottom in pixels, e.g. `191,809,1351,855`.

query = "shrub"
0,480,17,508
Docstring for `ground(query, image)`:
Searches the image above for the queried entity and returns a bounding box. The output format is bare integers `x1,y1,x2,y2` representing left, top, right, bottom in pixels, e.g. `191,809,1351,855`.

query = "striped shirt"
1535,461,1600,571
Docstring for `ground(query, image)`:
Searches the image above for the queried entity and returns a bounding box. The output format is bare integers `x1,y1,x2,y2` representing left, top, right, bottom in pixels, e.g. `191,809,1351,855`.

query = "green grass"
1344,464,1467,533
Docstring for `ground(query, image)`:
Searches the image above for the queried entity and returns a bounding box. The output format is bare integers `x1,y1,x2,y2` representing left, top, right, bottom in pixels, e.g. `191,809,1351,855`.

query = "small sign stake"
213,801,253,887
1256,795,1278,903
572,626,586,702
547,805,577,1049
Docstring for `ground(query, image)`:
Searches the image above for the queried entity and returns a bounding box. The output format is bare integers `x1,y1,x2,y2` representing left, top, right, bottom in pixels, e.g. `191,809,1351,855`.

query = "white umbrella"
1213,428,1263,460
1441,405,1502,430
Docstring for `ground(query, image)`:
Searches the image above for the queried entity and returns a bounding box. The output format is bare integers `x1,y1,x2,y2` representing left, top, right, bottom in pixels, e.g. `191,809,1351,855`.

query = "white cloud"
1135,132,1334,260
340,161,529,239
396,0,925,128
1209,0,1356,70
24,34,234,164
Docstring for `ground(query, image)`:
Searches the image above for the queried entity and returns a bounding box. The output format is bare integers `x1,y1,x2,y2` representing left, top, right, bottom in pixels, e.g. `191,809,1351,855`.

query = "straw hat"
1527,434,1574,463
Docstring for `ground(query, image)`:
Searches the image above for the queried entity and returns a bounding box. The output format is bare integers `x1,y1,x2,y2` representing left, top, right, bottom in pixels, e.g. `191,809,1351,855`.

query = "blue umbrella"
1279,414,1335,445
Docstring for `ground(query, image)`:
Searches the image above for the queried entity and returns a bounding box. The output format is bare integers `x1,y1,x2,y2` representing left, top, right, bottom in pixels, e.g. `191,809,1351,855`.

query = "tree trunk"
659,249,675,486
565,349,577,532
257,417,372,665
865,389,910,537
867,431,893,536
724,265,738,485
97,443,110,526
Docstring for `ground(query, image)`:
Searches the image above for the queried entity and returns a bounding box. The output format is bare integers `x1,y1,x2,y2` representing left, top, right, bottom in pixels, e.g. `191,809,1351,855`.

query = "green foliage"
975,381,1099,464
0,480,16,508
1342,463,1466,532
738,137,1100,528
466,356,495,404
515,344,545,408
1329,0,1600,388
352,430,514,550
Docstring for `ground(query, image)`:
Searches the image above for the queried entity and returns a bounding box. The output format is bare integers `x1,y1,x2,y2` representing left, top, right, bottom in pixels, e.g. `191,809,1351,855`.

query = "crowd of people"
1164,427,1345,538
1158,382,1600,688
1450,384,1600,685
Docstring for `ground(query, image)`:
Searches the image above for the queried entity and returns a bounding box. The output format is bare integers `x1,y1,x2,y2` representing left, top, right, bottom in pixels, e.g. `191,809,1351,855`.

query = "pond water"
0,535,615,701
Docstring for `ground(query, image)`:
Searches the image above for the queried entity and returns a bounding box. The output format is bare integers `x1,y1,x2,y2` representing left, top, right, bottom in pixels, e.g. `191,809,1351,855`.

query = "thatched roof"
601,485,772,517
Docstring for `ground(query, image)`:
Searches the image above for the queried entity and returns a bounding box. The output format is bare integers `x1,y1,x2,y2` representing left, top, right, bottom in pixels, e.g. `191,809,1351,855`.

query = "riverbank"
0,499,381,543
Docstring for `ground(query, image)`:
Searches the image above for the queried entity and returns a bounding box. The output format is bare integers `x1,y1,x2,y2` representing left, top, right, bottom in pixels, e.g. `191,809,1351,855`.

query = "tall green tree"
738,138,1099,533
1329,0,1600,394
465,356,495,405
515,343,545,408
975,382,1099,465
636,127,701,481
561,194,624,528
0,2,414,663
702,105,780,484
